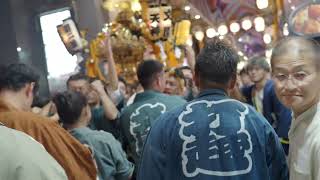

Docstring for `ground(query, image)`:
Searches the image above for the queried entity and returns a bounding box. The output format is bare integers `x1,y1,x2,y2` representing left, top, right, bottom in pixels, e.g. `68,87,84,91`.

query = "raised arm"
91,80,119,120
101,34,119,91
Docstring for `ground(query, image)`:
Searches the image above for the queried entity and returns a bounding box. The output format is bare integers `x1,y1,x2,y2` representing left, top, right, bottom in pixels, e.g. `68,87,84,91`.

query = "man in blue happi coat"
242,57,292,154
138,39,288,180
119,60,186,170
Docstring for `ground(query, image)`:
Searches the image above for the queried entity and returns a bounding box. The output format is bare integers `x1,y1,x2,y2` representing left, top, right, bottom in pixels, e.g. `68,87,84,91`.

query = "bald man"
271,36,320,180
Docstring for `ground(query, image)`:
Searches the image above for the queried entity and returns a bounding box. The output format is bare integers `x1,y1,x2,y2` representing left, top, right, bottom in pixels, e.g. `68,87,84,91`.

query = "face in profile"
272,46,320,116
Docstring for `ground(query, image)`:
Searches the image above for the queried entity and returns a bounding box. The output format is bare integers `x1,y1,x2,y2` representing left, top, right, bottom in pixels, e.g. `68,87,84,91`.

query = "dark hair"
247,56,270,72
32,95,51,108
271,36,320,71
118,76,127,86
179,66,192,71
53,91,87,125
137,59,164,89
66,73,89,86
166,68,184,79
0,63,39,93
239,66,249,76
195,38,239,85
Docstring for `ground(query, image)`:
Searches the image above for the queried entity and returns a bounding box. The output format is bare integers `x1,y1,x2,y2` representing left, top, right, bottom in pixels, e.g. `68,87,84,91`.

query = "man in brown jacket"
0,63,97,180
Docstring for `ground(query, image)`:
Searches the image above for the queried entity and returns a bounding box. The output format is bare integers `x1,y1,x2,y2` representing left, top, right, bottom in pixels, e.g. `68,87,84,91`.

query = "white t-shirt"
0,124,68,180
289,102,320,180
253,89,264,114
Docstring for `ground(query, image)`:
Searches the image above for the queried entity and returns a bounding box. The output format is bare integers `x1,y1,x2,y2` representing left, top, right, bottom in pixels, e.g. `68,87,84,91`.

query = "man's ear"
194,71,200,88
25,82,35,98
154,73,163,87
228,74,237,90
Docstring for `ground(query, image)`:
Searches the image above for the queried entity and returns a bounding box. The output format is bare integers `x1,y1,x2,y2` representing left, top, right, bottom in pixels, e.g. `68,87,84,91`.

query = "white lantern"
254,16,265,32
241,19,252,31
218,25,228,36
230,22,240,33
195,31,204,41
263,33,272,44
206,28,217,38
256,0,269,9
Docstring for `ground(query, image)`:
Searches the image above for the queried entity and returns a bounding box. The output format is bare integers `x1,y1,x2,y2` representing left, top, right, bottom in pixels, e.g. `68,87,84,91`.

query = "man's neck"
198,82,228,93
64,119,88,130
0,91,27,111
255,78,267,91
144,87,160,93
294,98,320,119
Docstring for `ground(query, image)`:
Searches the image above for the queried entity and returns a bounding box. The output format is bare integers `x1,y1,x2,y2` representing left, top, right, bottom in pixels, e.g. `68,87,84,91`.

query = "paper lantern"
57,18,83,55
174,20,191,45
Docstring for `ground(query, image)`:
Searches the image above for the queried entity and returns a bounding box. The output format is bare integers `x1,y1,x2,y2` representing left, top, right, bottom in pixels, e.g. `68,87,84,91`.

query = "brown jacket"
0,101,97,180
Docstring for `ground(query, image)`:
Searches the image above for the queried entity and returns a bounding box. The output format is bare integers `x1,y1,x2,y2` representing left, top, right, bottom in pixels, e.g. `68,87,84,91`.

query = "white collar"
289,102,319,137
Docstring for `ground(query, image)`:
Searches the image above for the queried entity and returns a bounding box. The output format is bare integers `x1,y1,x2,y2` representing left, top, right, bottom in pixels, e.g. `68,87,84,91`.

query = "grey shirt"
70,127,134,180
0,124,67,180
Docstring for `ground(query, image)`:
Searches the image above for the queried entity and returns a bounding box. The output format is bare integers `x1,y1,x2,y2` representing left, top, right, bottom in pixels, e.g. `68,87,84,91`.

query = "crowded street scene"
1,0,320,179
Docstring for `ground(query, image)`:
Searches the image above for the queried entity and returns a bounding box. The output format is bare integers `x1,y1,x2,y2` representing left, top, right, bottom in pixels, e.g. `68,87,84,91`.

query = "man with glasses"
271,36,320,180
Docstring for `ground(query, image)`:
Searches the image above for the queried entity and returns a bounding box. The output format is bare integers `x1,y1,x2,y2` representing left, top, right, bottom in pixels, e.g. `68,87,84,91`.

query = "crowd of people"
0,36,320,180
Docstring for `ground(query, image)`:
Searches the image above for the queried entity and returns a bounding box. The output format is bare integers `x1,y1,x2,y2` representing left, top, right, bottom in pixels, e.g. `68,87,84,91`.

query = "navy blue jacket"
138,89,288,180
241,80,292,140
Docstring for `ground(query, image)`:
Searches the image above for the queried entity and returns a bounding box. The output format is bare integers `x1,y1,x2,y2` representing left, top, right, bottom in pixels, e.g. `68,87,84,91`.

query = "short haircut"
66,73,89,86
165,68,184,79
195,38,239,85
118,76,127,86
32,95,51,108
137,59,164,89
271,36,320,71
53,91,87,125
239,66,249,76
179,66,192,71
0,63,39,93
247,56,270,72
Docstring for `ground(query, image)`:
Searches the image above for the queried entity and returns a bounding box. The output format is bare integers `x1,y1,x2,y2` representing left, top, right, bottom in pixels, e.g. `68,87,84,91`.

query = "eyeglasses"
272,71,310,84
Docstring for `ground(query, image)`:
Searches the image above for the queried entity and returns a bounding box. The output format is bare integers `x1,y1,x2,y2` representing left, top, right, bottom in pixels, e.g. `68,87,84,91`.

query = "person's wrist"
99,91,109,98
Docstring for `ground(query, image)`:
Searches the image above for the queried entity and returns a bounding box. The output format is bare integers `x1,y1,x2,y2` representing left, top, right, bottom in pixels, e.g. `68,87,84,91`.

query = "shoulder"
151,104,186,130
264,80,276,92
159,93,185,101
90,130,122,151
0,110,58,129
120,103,138,119
80,128,117,143
156,94,187,107
309,132,320,165
0,126,67,179
241,85,254,97
94,130,116,140
0,110,45,120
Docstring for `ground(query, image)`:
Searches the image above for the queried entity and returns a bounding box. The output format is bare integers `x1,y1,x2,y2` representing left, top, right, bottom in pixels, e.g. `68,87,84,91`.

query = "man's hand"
32,101,59,121
91,80,106,96
99,33,113,58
